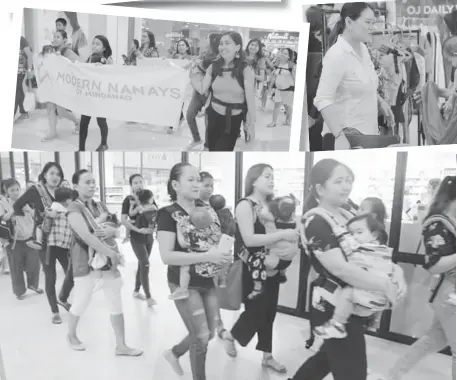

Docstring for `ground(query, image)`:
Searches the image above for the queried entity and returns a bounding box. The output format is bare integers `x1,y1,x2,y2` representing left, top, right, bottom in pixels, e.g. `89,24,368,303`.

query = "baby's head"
55,187,74,207
137,189,154,205
359,197,387,225
41,45,55,56
347,213,387,245
209,194,226,211
190,207,213,230
269,194,297,222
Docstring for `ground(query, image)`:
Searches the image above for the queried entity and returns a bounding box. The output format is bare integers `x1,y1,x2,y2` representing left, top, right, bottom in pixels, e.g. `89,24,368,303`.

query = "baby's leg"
217,261,230,288
169,266,191,300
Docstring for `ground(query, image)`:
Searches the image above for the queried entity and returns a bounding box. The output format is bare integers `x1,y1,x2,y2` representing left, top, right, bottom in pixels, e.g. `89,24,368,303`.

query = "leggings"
169,282,218,380
70,271,123,317
207,106,243,151
130,232,153,299
386,297,456,380
15,73,26,115
79,115,108,151
186,91,207,143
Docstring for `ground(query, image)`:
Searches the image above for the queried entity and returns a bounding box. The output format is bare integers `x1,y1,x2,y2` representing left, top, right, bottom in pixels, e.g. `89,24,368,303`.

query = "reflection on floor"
11,98,291,152
0,243,450,380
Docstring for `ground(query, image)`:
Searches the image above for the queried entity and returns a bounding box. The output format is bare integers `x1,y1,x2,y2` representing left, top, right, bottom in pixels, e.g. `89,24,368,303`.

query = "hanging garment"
421,81,457,145
379,53,403,106
414,52,427,89
435,32,446,89
407,50,420,91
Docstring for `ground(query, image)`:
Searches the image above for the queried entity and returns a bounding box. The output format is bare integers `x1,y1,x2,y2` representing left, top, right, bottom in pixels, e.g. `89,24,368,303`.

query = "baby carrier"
302,207,393,312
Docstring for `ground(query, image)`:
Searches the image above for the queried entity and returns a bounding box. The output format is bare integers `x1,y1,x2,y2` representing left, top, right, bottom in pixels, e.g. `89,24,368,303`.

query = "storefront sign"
400,0,456,17
165,32,185,39
35,55,189,126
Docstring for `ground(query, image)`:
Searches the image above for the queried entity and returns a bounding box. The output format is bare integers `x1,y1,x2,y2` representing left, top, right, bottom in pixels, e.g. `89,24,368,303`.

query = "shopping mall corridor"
0,242,450,380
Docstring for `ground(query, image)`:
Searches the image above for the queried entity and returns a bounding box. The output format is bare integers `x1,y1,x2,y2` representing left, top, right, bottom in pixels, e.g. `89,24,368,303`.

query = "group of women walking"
0,158,454,380
18,15,297,152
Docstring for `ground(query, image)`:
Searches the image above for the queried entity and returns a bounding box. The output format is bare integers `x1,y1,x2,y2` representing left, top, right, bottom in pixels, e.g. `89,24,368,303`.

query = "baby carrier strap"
35,183,53,209
302,206,356,288
75,199,101,234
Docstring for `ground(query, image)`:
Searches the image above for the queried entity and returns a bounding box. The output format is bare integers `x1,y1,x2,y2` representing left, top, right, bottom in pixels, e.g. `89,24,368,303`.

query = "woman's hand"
413,90,422,106
2,210,14,221
206,246,232,265
139,227,154,235
95,225,118,239
443,97,454,119
385,265,408,305
334,133,351,150
45,209,58,219
379,100,395,128
26,70,35,80
308,115,316,128
246,113,256,142
97,212,109,224
280,229,298,242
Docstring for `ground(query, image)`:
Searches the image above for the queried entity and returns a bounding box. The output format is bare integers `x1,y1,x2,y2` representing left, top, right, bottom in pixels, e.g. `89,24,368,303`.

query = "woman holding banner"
78,35,113,152
137,31,160,59
43,30,84,141
189,31,256,151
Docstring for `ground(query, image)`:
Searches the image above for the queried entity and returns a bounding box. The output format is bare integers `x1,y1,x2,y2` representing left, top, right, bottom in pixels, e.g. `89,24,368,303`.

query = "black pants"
291,306,368,380
40,246,74,314
130,232,153,299
79,115,109,151
207,106,243,151
309,118,323,151
15,73,26,116
231,262,280,353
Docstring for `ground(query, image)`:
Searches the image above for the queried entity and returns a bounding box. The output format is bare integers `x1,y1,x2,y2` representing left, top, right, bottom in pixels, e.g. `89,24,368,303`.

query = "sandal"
266,122,276,128
222,334,237,357
262,356,287,373
115,347,144,357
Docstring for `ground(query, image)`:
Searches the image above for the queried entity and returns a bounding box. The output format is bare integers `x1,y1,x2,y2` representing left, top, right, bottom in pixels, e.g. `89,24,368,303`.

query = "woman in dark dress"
220,163,298,373
289,158,407,380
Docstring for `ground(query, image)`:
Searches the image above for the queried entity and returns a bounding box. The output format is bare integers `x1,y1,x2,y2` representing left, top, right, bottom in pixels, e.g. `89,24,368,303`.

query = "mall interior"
0,150,455,380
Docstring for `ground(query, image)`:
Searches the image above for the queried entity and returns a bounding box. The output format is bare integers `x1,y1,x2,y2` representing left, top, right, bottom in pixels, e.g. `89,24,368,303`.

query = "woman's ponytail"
327,19,345,50
303,186,319,213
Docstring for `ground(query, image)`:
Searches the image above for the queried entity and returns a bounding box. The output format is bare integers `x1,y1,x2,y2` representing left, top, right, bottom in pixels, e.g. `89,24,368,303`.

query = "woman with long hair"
66,169,142,356
189,31,256,151
314,2,395,150
186,32,222,150
43,31,83,140
121,174,156,307
267,48,296,128
381,176,456,380
1,179,42,300
63,11,89,60
220,163,298,374
79,35,113,152
288,158,406,380
138,30,159,59
157,163,232,379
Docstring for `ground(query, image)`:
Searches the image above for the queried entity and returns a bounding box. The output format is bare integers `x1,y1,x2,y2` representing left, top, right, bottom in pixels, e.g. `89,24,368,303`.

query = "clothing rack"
371,28,424,146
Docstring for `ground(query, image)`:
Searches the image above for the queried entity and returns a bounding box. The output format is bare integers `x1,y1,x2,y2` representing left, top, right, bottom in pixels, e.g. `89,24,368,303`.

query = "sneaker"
133,292,146,300
185,140,203,151
146,297,157,307
52,313,62,324
168,288,189,301
314,320,347,339
164,349,184,376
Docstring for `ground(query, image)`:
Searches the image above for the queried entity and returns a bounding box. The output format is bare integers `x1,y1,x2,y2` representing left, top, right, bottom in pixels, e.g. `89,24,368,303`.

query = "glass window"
391,151,456,339
0,153,12,180
26,152,55,184
189,152,236,212
241,152,306,310
58,153,76,181
13,153,26,187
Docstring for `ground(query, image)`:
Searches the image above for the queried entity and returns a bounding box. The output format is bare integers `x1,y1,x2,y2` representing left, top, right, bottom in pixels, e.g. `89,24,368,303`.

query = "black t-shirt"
156,203,217,289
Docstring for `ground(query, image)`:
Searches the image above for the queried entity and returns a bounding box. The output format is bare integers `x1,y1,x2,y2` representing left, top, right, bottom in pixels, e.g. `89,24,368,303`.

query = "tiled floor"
0,243,451,380
11,98,291,152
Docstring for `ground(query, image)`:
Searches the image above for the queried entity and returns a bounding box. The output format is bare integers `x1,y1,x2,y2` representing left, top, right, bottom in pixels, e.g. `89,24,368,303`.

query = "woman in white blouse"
314,2,395,150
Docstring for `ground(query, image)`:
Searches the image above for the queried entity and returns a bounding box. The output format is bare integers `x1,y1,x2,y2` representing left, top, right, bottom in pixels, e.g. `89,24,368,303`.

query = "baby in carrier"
168,206,226,301
314,198,398,339
247,194,299,300
130,189,158,230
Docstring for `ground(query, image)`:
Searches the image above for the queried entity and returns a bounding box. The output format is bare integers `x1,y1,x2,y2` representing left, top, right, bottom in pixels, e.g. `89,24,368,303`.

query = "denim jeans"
169,283,219,380
186,91,208,143
131,232,153,299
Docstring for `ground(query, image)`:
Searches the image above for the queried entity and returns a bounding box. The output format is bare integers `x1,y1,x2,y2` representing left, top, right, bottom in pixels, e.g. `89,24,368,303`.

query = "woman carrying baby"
220,163,298,374
157,163,232,380
289,158,407,380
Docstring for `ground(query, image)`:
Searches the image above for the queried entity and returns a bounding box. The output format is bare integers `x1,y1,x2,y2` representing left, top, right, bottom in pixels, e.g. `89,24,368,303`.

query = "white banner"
35,55,189,126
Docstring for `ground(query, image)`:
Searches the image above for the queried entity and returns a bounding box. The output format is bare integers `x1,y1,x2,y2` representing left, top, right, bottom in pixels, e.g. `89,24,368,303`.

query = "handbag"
216,259,243,311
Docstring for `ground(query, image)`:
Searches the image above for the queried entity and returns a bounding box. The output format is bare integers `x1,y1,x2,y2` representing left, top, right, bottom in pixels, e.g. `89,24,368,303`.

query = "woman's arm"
121,214,141,233
64,49,85,63
23,46,33,71
190,64,213,95
157,230,217,266
236,200,286,247
422,221,456,275
68,212,117,259
13,186,39,215
244,66,256,120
